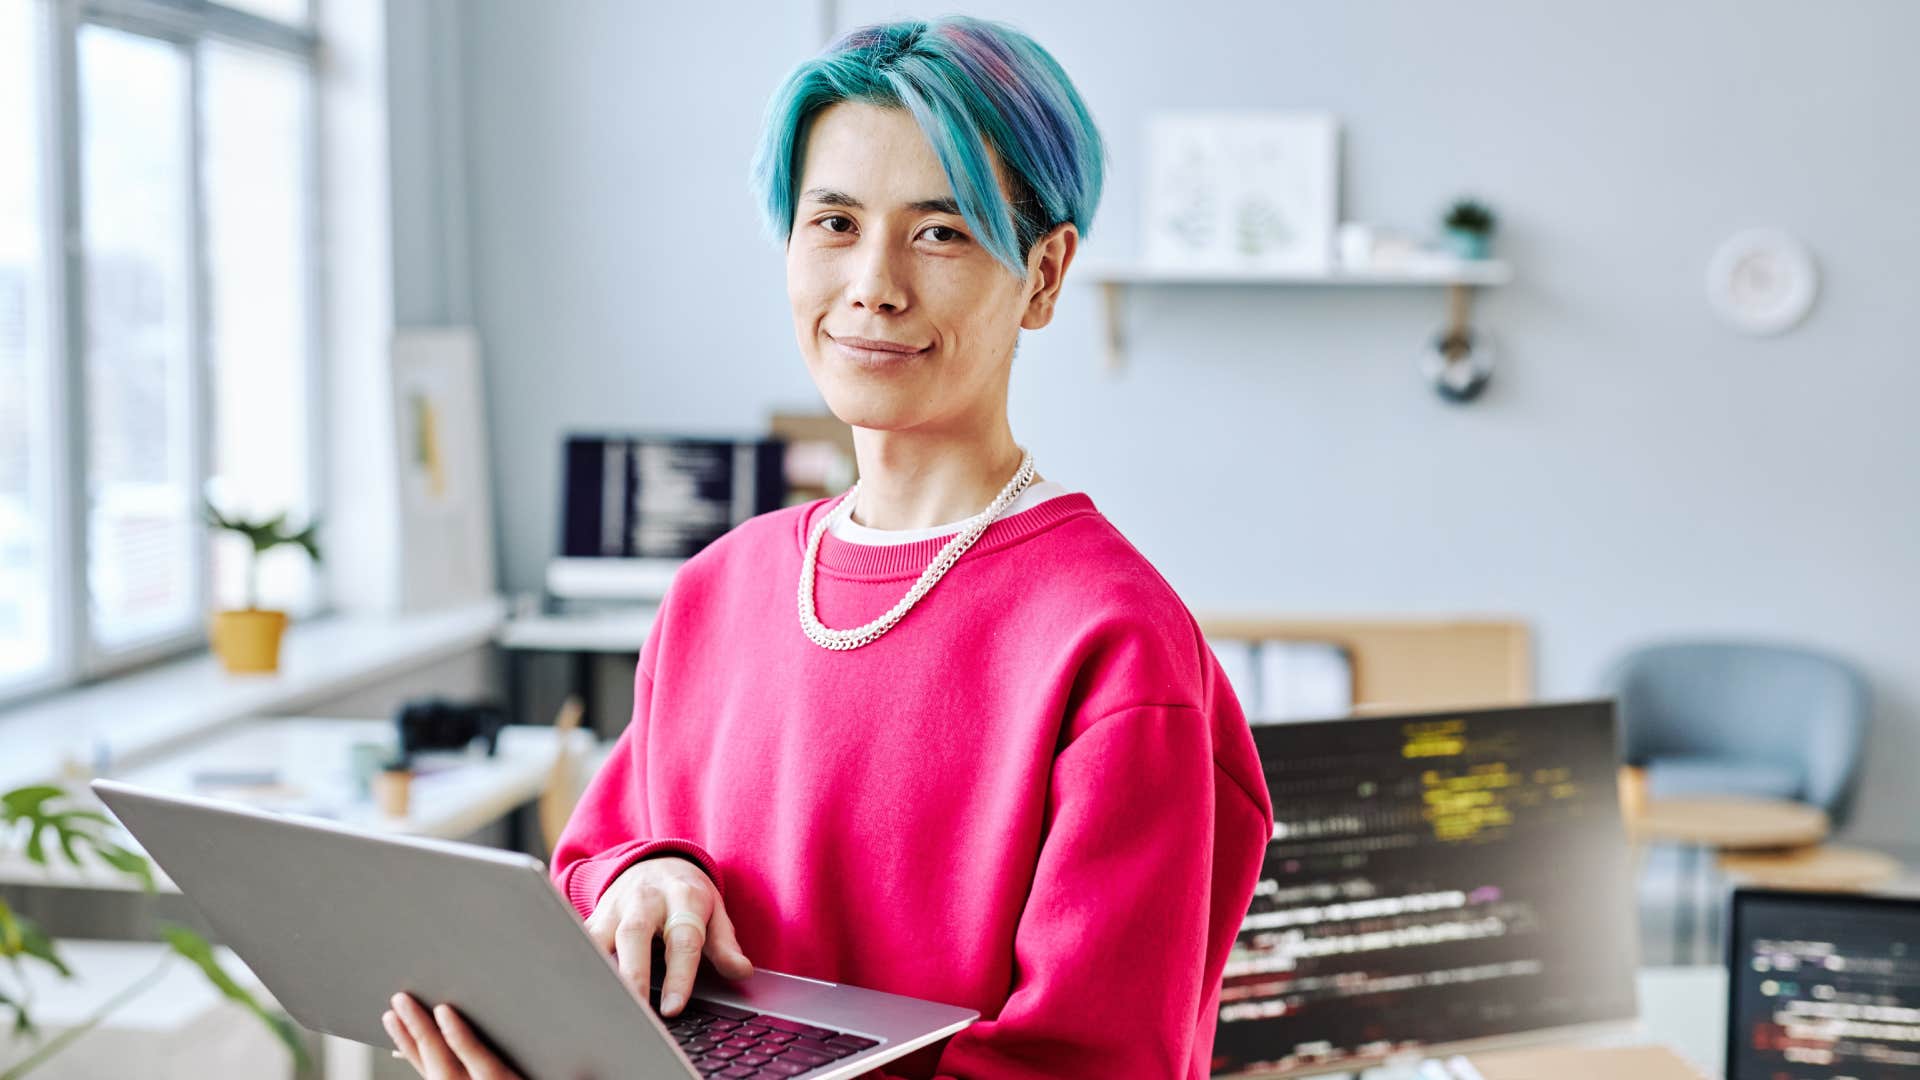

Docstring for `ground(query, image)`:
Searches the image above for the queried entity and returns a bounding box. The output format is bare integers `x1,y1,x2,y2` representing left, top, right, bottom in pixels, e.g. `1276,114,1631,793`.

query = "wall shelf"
1078,258,1513,375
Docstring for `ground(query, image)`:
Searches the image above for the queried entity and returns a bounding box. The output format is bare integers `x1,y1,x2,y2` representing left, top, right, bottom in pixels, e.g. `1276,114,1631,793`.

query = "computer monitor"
1213,700,1641,1077
1726,888,1920,1077
560,434,788,559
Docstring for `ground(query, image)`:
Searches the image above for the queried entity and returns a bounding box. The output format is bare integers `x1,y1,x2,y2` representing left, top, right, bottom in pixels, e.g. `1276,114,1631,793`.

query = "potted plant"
0,783,309,1076
1442,197,1497,260
202,499,321,675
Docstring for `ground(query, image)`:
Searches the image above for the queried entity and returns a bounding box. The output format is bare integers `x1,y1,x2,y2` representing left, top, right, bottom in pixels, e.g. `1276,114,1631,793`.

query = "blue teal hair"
748,16,1106,280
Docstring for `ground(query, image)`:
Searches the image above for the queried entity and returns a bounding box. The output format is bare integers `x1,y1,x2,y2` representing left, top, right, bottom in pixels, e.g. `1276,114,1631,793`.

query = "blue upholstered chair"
1601,640,1871,827
1602,640,1872,963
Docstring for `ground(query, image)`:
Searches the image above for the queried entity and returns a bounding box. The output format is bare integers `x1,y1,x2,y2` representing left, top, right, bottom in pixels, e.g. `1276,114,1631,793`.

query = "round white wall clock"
1706,228,1819,336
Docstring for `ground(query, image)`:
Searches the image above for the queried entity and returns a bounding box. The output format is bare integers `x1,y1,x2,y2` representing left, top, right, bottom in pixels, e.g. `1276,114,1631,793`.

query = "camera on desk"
394,697,507,758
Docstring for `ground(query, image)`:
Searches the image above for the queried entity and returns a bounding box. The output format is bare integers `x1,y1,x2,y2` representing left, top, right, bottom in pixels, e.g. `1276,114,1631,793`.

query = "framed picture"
1143,109,1340,273
392,326,497,611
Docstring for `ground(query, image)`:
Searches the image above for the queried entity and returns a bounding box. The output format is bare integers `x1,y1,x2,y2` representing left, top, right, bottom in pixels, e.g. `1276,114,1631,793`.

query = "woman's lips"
830,336,930,364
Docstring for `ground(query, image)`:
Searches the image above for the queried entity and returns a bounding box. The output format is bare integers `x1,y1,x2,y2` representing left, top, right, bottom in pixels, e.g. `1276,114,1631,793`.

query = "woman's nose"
847,243,909,312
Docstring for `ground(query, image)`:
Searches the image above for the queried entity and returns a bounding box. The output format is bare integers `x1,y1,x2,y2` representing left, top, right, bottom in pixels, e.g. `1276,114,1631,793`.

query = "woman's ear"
1021,222,1079,331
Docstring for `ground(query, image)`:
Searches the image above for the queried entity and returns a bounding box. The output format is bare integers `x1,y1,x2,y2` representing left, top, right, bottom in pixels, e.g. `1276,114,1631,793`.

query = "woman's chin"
815,387,920,432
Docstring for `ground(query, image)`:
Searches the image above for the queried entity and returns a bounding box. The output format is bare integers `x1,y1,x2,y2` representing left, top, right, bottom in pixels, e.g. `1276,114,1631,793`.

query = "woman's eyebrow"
801,187,960,215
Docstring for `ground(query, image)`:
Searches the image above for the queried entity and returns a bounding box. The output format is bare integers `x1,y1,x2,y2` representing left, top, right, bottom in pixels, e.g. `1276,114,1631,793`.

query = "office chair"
1602,639,1872,964
538,694,587,857
1601,639,1870,826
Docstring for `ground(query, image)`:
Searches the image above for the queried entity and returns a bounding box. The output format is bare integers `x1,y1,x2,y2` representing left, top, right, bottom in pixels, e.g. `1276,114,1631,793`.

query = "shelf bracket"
1428,281,1494,403
1444,282,1475,347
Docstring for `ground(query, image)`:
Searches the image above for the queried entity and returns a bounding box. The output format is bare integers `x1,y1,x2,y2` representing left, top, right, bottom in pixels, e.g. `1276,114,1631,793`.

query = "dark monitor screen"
1213,700,1640,1076
560,434,787,559
1728,889,1920,1078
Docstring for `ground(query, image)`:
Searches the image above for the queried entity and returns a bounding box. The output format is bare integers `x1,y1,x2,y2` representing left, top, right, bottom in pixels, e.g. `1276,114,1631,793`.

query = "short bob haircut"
749,16,1106,281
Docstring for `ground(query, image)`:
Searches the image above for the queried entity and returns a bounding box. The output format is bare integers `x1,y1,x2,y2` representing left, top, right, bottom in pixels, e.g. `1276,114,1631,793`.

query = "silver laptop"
91,778,977,1079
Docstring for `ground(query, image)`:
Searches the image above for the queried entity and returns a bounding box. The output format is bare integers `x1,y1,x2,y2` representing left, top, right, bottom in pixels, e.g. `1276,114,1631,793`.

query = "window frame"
5,0,325,706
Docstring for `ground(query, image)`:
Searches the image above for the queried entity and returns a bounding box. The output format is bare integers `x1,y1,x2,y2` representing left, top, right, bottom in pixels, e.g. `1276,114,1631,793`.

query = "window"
78,24,198,652
1,0,321,704
220,0,306,24
201,40,317,623
0,0,55,690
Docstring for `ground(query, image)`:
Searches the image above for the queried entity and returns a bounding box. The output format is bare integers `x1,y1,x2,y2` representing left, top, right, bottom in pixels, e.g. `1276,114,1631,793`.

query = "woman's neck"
846,424,1038,531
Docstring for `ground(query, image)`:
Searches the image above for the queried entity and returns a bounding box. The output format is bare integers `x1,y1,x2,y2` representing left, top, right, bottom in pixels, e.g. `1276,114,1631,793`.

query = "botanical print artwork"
1144,111,1339,273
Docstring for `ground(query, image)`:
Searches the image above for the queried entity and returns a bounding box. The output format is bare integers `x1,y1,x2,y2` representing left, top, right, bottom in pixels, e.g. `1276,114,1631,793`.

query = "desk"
0,718,597,893
1629,798,1828,849
1237,966,1724,1079
1719,844,1903,891
1328,967,1726,1079
497,607,655,731
1629,965,1726,1077
0,600,505,793
495,607,655,653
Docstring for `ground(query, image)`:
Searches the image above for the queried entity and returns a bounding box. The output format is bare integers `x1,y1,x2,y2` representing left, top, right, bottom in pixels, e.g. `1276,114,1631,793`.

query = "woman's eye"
812,217,962,243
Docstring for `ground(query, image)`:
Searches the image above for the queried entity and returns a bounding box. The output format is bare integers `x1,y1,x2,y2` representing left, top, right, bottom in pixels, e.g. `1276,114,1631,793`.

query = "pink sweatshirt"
551,491,1275,1078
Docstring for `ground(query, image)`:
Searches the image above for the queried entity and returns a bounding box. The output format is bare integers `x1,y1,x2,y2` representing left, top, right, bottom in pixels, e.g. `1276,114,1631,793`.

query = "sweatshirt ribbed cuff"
564,838,724,918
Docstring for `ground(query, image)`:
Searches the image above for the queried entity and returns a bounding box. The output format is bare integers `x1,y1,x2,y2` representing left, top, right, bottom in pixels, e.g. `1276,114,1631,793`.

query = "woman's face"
786,101,1073,435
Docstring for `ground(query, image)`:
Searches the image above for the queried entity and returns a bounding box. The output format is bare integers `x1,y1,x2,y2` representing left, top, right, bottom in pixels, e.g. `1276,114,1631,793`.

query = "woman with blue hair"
387,16,1272,1079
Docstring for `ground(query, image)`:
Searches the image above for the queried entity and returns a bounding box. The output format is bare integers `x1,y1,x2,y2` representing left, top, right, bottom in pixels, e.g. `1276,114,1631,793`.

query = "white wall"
387,0,469,326
441,1,1920,846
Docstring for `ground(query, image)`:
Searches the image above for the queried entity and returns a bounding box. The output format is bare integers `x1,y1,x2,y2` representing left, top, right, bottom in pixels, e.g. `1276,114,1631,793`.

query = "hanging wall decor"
1706,227,1820,336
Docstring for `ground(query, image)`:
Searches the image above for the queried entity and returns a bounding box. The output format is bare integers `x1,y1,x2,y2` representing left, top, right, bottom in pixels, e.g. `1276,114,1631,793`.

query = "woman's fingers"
704,898,754,980
392,992,461,1077
582,881,629,954
433,1002,520,1079
587,857,743,1015
382,1007,423,1074
614,888,667,1004
657,878,713,1017
386,996,523,1080
582,902,612,954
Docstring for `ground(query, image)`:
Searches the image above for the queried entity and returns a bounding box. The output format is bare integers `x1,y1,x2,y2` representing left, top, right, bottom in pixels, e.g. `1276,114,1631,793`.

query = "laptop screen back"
1728,889,1920,1078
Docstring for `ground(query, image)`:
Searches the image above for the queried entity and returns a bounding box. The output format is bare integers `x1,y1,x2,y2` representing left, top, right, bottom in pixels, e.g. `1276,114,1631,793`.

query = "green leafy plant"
0,783,310,1078
1443,197,1497,236
202,499,322,612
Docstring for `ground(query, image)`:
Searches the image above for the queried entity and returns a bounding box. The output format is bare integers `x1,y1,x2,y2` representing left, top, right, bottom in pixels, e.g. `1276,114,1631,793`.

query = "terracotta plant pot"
210,609,289,674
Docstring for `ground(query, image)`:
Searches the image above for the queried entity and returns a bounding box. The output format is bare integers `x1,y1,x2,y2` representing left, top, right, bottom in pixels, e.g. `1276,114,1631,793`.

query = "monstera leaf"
0,784,310,1077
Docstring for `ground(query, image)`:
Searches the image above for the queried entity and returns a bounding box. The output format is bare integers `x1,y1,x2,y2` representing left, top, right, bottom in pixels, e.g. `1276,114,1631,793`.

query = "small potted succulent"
202,499,321,675
1442,197,1497,260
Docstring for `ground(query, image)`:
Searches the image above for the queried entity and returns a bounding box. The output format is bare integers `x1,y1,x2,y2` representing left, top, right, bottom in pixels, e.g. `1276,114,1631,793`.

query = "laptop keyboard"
659,998,880,1078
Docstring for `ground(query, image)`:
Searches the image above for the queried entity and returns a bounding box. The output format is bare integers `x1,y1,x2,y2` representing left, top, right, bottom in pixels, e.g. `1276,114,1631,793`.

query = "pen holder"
373,756,414,818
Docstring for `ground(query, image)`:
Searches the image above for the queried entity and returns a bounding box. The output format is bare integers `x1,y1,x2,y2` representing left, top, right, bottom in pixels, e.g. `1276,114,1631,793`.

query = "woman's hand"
584,854,753,1017
383,992,522,1079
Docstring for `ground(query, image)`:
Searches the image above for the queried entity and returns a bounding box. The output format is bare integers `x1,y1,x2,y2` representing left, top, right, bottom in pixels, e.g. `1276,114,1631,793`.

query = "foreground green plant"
0,783,309,1078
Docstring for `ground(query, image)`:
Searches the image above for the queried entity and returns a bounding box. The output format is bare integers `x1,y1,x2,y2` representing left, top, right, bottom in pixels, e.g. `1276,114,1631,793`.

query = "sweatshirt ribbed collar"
795,491,1098,581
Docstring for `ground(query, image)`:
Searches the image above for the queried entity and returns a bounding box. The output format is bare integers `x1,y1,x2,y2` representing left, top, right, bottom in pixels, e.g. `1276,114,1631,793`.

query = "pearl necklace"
798,448,1036,651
